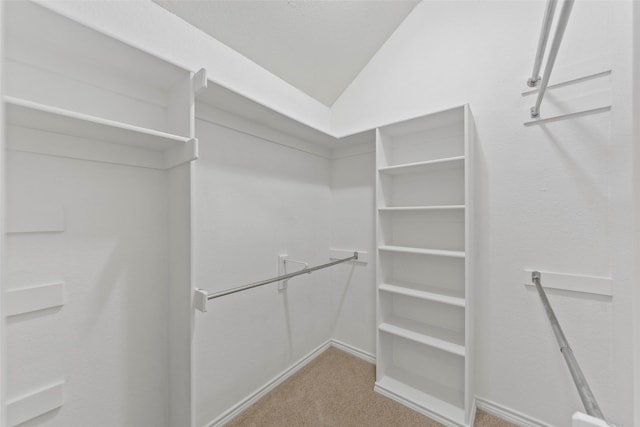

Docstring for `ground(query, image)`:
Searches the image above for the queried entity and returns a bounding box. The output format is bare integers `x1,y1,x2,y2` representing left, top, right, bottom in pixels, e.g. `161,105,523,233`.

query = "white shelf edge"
6,204,65,234
379,283,466,307
378,205,465,212
379,322,466,357
5,96,198,169
378,156,465,174
379,245,465,258
5,282,65,316
5,96,191,144
6,380,65,426
374,377,465,426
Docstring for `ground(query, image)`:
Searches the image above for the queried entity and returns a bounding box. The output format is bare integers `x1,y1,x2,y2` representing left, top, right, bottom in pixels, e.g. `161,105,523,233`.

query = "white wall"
192,115,335,426
329,145,376,356
633,2,640,424
37,0,332,136
332,1,634,426
5,150,171,427
0,2,5,424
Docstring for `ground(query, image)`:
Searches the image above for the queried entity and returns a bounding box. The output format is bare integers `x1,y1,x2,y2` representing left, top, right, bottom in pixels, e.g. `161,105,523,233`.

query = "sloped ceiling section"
152,0,419,106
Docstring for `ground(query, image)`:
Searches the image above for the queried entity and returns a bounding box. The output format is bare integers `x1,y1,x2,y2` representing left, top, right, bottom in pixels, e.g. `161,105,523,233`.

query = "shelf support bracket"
193,68,208,95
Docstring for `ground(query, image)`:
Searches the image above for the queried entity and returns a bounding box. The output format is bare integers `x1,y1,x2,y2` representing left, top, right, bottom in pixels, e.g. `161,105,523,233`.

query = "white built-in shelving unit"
374,105,475,426
3,2,199,426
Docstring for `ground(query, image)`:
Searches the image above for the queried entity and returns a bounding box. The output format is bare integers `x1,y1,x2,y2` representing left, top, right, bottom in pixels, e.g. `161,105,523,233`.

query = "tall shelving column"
374,105,474,426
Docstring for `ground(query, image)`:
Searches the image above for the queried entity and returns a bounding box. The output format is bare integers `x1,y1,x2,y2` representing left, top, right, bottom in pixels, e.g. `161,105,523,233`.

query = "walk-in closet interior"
1,1,639,427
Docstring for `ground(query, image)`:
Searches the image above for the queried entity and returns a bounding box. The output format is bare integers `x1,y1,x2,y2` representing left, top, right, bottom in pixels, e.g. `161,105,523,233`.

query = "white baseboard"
475,397,554,427
208,340,332,426
469,399,478,427
374,382,461,426
330,339,375,364
207,339,373,426
204,341,559,427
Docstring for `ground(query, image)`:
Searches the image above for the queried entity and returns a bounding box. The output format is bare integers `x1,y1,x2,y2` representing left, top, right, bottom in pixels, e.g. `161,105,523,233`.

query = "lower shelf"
379,281,465,307
375,371,465,426
379,319,465,357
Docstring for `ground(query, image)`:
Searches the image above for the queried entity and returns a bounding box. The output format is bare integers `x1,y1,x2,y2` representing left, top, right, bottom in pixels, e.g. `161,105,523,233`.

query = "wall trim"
330,339,376,364
475,397,554,427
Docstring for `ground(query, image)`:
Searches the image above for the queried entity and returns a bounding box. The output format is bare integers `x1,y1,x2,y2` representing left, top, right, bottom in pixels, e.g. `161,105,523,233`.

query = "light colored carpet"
225,347,516,427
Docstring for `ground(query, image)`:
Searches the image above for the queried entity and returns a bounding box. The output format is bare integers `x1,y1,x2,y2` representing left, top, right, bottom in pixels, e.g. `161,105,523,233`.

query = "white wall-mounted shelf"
379,245,465,258
5,282,65,317
378,205,465,212
379,319,465,357
378,156,464,176
6,381,65,427
5,96,198,170
379,282,466,308
6,203,65,234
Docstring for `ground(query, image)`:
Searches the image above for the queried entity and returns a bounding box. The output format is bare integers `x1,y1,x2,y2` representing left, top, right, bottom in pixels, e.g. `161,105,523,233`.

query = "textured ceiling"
153,0,419,106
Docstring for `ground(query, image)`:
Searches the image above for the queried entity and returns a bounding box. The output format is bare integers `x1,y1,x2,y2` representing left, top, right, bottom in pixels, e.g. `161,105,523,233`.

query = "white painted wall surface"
192,117,334,426
0,2,6,424
37,0,332,136
332,1,634,426
329,145,376,356
633,1,640,424
5,150,170,427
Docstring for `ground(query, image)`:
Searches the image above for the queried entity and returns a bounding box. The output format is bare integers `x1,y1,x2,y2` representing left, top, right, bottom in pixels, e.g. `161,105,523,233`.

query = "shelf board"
378,156,464,176
375,371,465,426
379,317,465,357
5,96,191,150
378,205,465,212
379,282,465,308
379,245,465,258
5,96,198,169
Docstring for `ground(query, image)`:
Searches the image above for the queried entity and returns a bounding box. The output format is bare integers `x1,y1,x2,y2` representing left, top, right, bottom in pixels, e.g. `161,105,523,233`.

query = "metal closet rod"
204,252,358,301
531,271,606,422
527,0,557,88
529,0,574,118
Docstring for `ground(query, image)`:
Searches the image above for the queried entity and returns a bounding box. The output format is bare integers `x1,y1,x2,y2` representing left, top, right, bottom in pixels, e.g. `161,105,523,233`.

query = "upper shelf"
378,205,465,212
6,97,192,150
5,96,197,170
378,156,465,176
379,245,465,259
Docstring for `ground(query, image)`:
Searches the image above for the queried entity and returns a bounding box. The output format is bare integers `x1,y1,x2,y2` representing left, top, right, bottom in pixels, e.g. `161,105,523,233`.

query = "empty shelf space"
378,156,464,175
379,317,465,357
375,372,465,426
379,245,465,258
5,96,192,150
379,282,465,307
378,205,464,212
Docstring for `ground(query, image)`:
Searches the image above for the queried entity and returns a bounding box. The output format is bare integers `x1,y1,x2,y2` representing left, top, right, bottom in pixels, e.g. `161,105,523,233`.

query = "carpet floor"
225,347,516,427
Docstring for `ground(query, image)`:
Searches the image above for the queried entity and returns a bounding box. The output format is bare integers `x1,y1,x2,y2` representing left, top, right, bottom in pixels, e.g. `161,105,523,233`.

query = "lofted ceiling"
152,0,419,106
